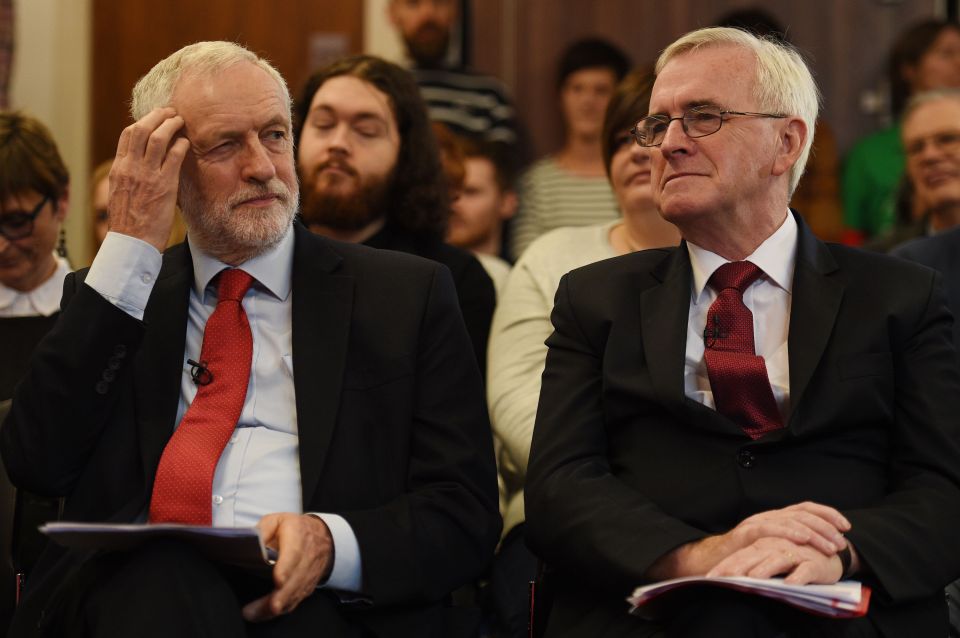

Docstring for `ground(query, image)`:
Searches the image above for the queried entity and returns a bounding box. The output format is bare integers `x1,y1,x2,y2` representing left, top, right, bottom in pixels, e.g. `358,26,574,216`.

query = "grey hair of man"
656,27,820,196
903,88,960,123
130,40,291,121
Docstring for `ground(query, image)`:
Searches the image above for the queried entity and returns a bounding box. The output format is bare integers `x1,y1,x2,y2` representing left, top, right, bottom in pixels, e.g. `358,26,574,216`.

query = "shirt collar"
686,210,798,304
0,253,71,317
188,226,294,303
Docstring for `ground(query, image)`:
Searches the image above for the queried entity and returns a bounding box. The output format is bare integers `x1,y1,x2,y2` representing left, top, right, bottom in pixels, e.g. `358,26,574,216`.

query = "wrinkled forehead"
650,45,758,114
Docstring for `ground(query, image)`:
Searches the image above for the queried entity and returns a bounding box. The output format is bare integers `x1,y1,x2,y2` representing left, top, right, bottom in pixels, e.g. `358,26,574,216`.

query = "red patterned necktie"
703,261,783,439
149,268,254,525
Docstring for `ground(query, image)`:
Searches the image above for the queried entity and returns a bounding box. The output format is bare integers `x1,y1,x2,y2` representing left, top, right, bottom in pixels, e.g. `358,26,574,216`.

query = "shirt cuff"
85,232,163,321
307,512,363,593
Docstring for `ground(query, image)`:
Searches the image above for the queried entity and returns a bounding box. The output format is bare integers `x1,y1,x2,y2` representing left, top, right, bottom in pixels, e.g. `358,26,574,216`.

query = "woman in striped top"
510,38,630,259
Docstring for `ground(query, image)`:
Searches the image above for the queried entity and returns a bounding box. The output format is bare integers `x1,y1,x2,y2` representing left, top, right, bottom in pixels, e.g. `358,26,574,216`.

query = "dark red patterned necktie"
703,261,783,439
149,268,254,525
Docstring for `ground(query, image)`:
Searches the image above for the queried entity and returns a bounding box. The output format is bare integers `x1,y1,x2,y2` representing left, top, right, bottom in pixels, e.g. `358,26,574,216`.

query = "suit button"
113,344,127,358
107,357,122,370
95,380,110,395
736,450,756,469
102,369,116,382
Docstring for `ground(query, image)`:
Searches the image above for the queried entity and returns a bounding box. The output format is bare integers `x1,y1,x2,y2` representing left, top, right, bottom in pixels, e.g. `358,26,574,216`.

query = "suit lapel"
640,248,691,412
786,214,843,427
135,242,193,485
290,226,354,508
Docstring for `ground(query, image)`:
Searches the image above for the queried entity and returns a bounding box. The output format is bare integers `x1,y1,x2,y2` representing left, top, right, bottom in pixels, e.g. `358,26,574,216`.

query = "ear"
499,189,518,220
770,117,807,179
54,185,70,222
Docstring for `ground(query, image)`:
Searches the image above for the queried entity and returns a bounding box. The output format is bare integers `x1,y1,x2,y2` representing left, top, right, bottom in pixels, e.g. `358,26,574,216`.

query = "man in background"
295,54,495,374
387,0,524,171
892,89,960,351
448,139,516,294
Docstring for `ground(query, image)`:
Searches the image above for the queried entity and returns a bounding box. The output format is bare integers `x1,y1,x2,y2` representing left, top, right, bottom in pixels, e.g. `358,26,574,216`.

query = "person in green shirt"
842,19,960,241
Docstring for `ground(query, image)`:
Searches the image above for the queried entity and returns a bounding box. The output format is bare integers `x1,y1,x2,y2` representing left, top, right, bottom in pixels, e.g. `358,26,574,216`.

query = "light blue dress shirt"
85,228,362,592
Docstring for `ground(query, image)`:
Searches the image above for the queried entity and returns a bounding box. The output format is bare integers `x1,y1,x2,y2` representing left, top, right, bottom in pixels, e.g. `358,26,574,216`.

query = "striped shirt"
412,66,518,146
510,157,619,259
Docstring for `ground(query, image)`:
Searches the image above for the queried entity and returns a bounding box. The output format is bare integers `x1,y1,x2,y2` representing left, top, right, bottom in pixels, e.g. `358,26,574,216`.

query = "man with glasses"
525,27,960,637
893,89,960,352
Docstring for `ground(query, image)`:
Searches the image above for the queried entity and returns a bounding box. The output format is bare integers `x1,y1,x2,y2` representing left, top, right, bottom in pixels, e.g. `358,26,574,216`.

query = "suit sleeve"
339,264,501,605
525,272,707,595
1,274,146,496
845,270,960,602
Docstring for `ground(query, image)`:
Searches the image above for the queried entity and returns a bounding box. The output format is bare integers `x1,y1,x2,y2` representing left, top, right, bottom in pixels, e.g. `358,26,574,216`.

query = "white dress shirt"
85,229,361,592
0,254,71,317
683,212,798,421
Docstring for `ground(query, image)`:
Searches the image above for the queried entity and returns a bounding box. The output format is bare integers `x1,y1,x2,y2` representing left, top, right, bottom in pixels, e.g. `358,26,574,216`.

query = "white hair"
656,27,820,196
130,41,291,120
903,88,960,123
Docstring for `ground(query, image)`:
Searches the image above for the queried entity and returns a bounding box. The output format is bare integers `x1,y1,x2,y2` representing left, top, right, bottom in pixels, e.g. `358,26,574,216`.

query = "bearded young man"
387,0,523,169
294,55,495,374
0,41,499,638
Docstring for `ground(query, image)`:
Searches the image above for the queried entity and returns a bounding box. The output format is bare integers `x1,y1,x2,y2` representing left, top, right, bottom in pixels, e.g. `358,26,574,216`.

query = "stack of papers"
628,576,870,619
41,522,277,572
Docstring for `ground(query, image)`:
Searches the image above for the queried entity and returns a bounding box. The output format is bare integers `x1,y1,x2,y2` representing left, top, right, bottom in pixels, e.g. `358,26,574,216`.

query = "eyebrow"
647,100,721,117
190,115,290,151
310,105,388,126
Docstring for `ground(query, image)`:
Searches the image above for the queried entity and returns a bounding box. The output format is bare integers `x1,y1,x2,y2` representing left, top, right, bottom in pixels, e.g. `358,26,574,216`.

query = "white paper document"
41,522,277,572
627,576,870,619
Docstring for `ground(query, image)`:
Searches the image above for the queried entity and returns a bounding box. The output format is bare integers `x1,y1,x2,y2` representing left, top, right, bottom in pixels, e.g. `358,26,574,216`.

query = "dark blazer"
892,225,960,354
364,225,496,377
0,223,501,637
526,214,960,637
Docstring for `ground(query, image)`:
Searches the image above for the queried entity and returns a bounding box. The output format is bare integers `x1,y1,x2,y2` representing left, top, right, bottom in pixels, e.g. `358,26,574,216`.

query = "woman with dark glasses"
0,110,70,401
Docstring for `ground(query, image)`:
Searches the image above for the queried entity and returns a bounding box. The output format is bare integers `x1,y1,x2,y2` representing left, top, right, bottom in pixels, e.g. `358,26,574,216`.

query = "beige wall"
363,0,407,63
10,0,92,266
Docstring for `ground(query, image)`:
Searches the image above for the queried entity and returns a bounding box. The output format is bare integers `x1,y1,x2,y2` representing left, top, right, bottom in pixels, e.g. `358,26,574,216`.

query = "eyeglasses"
0,196,51,240
904,131,960,158
631,105,786,148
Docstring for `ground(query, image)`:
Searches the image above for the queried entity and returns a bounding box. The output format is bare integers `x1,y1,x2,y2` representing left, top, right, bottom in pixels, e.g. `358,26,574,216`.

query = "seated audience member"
0,109,70,633
716,8,845,242
448,139,517,294
0,41,500,637
843,19,960,243
295,55,495,375
387,0,524,170
511,38,631,259
868,90,960,252
486,67,679,638
89,159,186,260
0,111,70,401
526,27,960,637
891,89,960,344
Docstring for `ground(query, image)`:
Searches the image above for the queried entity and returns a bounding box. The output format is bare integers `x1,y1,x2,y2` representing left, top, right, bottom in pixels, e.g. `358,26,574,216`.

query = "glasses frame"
631,106,787,148
0,196,51,241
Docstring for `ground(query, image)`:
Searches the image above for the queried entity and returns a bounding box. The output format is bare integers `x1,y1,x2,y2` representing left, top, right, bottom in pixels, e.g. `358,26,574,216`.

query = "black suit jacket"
892,225,960,355
0,223,501,637
364,224,496,377
526,214,960,636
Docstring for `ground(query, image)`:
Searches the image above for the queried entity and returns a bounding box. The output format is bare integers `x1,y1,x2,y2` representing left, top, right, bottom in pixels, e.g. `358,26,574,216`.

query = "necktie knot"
217,269,253,303
709,261,764,294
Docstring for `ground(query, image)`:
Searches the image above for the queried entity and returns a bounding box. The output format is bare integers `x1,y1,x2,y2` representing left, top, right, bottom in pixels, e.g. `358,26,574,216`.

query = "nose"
658,117,693,157
242,139,277,183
